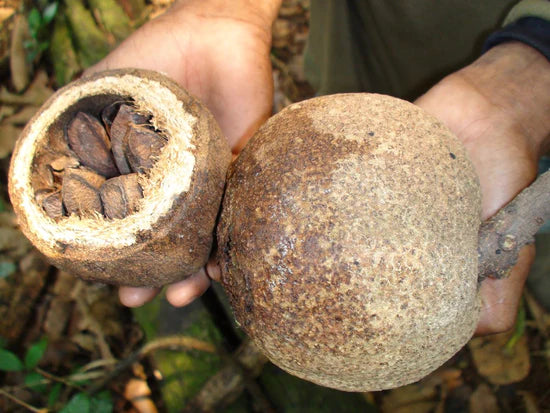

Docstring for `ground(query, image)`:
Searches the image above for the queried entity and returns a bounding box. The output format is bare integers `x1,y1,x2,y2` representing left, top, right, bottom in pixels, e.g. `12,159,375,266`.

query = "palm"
89,8,274,306
416,72,538,335
90,11,273,150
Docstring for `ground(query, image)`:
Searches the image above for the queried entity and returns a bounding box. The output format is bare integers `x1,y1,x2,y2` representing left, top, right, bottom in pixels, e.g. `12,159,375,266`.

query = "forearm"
458,42,550,154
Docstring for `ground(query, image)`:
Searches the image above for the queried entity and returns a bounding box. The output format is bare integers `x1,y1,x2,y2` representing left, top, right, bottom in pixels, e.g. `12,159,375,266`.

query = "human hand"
86,0,282,307
415,42,550,334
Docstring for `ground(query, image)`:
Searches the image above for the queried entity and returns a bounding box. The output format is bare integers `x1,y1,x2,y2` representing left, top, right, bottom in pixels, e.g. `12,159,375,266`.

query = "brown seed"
61,167,106,217
32,150,62,191
66,112,118,178
49,155,80,172
125,125,167,173
41,191,64,220
35,189,54,208
101,101,122,135
99,173,143,219
32,163,54,192
110,104,149,175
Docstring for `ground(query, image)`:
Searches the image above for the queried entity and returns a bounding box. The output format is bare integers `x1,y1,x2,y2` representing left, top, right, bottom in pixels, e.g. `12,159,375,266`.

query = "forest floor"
0,1,549,412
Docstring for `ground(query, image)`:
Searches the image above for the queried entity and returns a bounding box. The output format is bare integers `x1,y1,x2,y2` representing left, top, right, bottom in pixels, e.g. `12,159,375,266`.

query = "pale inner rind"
11,75,196,249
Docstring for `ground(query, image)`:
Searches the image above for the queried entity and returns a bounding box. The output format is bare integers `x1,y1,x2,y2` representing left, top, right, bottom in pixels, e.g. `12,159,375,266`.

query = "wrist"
415,42,549,218
452,42,550,157
172,0,282,37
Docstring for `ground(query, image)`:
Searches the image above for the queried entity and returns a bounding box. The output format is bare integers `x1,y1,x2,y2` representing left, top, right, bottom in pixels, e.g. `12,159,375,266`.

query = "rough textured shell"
9,69,231,286
218,94,482,391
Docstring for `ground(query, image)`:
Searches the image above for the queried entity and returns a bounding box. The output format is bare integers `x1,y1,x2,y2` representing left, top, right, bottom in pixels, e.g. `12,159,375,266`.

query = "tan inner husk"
11,75,197,251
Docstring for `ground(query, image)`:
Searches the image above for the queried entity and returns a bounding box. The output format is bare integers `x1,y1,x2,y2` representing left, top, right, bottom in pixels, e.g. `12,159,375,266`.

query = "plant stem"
478,171,550,281
0,388,46,413
87,335,215,395
35,367,85,392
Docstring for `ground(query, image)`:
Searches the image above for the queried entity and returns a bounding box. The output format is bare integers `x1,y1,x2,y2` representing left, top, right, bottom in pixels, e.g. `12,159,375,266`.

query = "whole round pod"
218,93,482,391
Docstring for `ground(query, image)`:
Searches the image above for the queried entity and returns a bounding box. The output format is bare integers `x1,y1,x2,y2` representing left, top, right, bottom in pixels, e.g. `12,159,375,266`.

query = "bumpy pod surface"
9,69,231,287
218,94,482,391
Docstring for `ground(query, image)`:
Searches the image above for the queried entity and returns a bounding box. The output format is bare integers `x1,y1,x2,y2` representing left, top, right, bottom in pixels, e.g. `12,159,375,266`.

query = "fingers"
118,261,221,308
119,286,161,307
475,244,535,335
205,258,221,282
165,268,211,307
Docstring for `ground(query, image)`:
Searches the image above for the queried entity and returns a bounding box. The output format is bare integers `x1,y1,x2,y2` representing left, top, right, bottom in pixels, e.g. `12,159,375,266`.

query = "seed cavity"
34,103,167,220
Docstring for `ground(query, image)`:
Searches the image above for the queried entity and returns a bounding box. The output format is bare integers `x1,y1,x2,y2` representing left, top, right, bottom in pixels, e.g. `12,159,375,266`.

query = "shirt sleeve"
503,0,550,25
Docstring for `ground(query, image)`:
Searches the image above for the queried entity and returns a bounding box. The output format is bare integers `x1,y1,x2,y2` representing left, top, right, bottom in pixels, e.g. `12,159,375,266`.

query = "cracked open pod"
9,69,231,287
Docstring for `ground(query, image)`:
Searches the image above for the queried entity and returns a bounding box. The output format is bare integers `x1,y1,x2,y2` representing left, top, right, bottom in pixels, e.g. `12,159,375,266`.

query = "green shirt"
304,0,550,100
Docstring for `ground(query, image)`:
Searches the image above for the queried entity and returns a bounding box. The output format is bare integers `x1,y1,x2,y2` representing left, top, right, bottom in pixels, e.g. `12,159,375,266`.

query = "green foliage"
259,364,378,413
0,261,17,278
60,391,113,413
0,348,24,371
25,2,59,63
90,391,114,413
505,299,526,354
154,311,223,411
60,392,91,413
0,337,114,411
24,371,48,393
0,337,48,372
48,382,63,407
24,337,48,369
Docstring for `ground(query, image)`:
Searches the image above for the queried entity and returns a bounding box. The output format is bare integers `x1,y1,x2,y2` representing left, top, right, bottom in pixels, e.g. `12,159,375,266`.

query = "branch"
0,388,46,413
478,170,550,281
87,335,215,395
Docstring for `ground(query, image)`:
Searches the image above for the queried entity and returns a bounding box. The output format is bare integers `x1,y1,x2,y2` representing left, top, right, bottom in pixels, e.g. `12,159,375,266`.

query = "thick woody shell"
9,69,231,286
218,94,482,391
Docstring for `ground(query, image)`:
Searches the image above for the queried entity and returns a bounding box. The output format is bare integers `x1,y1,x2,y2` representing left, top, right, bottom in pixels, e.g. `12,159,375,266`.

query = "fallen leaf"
0,226,31,260
0,7,15,24
124,377,158,413
44,296,74,339
0,123,21,158
0,70,53,106
381,380,438,413
0,212,17,227
0,104,16,121
468,330,530,385
71,331,98,354
5,105,39,126
469,383,499,413
0,250,48,343
524,290,550,338
518,391,540,413
9,13,30,92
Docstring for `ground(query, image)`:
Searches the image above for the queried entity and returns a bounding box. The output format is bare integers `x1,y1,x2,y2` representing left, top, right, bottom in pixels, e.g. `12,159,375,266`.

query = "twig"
478,171,550,281
139,336,216,356
79,358,118,372
71,281,114,361
0,388,46,413
35,367,85,392
87,335,215,395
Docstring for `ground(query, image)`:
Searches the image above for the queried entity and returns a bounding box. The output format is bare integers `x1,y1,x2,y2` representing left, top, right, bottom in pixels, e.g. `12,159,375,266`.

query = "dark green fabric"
304,0,519,100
